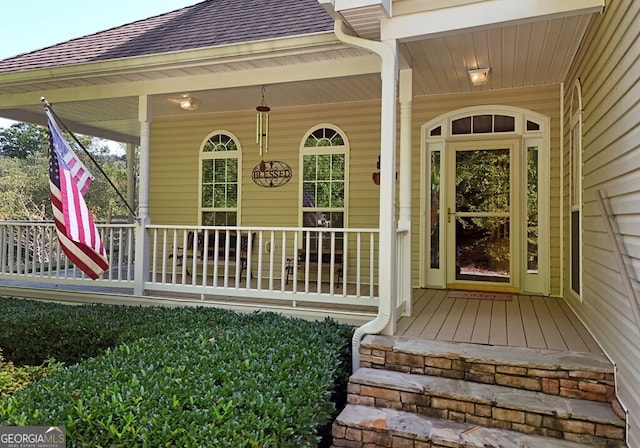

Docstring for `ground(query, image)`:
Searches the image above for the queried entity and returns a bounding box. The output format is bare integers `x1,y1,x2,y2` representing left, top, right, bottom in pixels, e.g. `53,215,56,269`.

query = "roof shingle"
0,0,333,74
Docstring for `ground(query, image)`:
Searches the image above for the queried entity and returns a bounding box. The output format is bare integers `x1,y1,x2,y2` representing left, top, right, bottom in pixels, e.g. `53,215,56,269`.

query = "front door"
446,139,520,290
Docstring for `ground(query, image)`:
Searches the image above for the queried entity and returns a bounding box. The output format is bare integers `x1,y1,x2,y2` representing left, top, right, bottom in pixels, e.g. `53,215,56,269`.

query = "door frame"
445,139,521,292
420,106,550,295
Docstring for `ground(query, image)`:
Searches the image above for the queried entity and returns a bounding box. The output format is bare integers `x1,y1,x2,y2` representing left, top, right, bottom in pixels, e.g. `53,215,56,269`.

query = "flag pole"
41,97,137,218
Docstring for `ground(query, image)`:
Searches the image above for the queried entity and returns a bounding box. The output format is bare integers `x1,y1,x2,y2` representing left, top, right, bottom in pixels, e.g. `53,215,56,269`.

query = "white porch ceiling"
0,11,596,144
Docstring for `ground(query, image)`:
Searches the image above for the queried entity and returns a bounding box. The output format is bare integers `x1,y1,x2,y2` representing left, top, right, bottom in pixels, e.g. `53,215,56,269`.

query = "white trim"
198,130,243,226
569,79,583,301
381,0,604,41
298,124,350,235
446,138,520,290
559,82,564,298
398,68,413,316
522,136,550,295
0,33,347,87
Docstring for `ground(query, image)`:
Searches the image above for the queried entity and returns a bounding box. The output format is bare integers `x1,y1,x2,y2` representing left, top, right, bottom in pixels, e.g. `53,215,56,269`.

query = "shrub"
0,297,175,365
0,298,353,447
0,350,62,396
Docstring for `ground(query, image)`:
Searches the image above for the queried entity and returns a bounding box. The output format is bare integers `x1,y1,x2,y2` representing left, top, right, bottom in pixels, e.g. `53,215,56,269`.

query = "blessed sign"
252,160,292,188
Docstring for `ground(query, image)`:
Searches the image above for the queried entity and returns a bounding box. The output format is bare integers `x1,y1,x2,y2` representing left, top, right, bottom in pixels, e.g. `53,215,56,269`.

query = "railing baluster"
202,229,210,287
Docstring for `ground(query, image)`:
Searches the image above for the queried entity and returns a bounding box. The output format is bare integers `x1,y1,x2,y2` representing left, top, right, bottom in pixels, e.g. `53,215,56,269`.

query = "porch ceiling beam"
381,0,605,41
0,54,381,108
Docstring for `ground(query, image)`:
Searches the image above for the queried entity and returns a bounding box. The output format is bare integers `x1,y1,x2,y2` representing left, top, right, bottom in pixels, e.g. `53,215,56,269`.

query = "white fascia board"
0,54,381,108
334,0,391,15
381,0,604,41
0,33,341,88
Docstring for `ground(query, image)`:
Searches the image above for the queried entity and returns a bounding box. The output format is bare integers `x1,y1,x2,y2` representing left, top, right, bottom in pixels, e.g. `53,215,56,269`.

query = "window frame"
569,80,583,299
198,130,242,226
298,124,349,233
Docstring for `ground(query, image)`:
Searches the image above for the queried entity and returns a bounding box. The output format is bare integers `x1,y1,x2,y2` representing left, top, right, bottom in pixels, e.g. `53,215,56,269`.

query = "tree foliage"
0,123,49,158
0,122,132,222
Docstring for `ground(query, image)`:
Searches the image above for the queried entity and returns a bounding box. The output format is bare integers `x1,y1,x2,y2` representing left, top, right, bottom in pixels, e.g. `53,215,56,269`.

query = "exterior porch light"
179,96,200,110
468,67,490,86
256,86,270,156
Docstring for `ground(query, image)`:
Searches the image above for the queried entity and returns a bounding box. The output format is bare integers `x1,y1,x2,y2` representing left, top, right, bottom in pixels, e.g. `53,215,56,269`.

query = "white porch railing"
0,221,135,285
145,225,380,306
0,222,380,308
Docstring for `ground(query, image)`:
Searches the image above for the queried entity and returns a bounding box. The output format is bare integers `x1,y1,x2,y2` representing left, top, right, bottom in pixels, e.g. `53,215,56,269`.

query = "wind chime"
256,86,270,158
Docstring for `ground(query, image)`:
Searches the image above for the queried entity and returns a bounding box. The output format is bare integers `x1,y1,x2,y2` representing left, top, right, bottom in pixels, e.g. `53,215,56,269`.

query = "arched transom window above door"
427,109,545,138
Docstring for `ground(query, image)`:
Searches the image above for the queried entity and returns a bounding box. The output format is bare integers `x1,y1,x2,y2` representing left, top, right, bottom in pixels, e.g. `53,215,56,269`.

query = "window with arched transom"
299,125,349,246
199,131,241,226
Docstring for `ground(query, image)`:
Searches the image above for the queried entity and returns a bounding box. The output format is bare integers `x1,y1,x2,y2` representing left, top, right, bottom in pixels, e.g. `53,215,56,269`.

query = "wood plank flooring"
396,289,602,354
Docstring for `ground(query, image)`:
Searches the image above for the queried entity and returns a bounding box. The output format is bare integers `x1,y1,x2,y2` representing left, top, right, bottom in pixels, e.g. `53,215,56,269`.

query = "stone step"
360,335,616,403
333,404,605,448
348,367,625,446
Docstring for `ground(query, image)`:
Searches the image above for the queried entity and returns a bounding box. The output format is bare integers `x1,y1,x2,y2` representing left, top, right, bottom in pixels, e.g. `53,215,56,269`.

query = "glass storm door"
446,140,519,288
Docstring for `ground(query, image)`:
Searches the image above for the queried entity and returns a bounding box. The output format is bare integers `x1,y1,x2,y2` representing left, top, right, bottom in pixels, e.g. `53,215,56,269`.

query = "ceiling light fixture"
468,68,490,86
179,97,200,110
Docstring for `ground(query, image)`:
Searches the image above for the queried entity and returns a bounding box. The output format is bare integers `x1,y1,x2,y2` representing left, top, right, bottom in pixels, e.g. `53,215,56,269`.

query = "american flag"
46,109,109,279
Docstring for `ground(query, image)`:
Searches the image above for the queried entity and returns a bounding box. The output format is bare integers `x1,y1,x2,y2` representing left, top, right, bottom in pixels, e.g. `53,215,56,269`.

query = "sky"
0,0,200,132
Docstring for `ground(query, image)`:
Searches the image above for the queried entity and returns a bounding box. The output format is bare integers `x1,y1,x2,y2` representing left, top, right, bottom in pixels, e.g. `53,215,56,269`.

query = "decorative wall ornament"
372,155,381,185
252,160,292,188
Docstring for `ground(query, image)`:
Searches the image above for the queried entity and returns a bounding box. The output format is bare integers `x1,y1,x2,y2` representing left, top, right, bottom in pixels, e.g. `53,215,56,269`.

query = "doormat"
448,291,513,301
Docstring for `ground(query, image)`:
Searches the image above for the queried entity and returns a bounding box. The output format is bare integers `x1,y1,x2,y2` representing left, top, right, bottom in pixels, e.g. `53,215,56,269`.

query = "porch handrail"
1,221,380,314
0,221,135,283
595,190,640,333
145,224,380,306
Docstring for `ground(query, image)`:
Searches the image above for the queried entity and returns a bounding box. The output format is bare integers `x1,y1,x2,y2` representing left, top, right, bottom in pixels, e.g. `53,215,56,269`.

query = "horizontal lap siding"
150,102,381,228
563,1,640,445
411,85,561,294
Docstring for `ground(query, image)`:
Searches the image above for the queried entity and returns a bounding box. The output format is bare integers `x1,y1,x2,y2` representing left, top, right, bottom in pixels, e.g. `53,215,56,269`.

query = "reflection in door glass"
527,147,539,274
454,148,510,282
456,217,510,282
430,151,440,269
455,149,510,213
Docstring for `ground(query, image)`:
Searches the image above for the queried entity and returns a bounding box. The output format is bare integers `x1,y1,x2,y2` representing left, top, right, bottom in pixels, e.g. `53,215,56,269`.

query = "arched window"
199,131,241,226
570,81,582,298
299,125,349,243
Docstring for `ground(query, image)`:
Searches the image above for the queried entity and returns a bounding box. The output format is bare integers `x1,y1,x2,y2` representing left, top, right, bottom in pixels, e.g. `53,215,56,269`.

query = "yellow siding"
562,1,640,445
150,102,382,229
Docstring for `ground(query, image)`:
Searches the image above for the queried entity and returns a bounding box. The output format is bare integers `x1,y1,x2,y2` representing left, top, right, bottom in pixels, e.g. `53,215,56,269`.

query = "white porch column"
126,143,136,223
398,68,413,317
378,38,399,335
134,95,152,296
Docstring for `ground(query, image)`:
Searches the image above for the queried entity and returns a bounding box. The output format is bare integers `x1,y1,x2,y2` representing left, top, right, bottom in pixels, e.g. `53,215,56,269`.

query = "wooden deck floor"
397,289,602,354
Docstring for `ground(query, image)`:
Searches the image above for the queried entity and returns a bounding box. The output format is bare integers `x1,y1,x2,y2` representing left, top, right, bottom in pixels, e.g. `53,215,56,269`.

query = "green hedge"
0,298,353,447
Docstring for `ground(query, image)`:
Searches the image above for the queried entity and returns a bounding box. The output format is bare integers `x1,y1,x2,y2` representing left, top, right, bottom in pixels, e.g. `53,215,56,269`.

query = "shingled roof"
0,0,334,74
